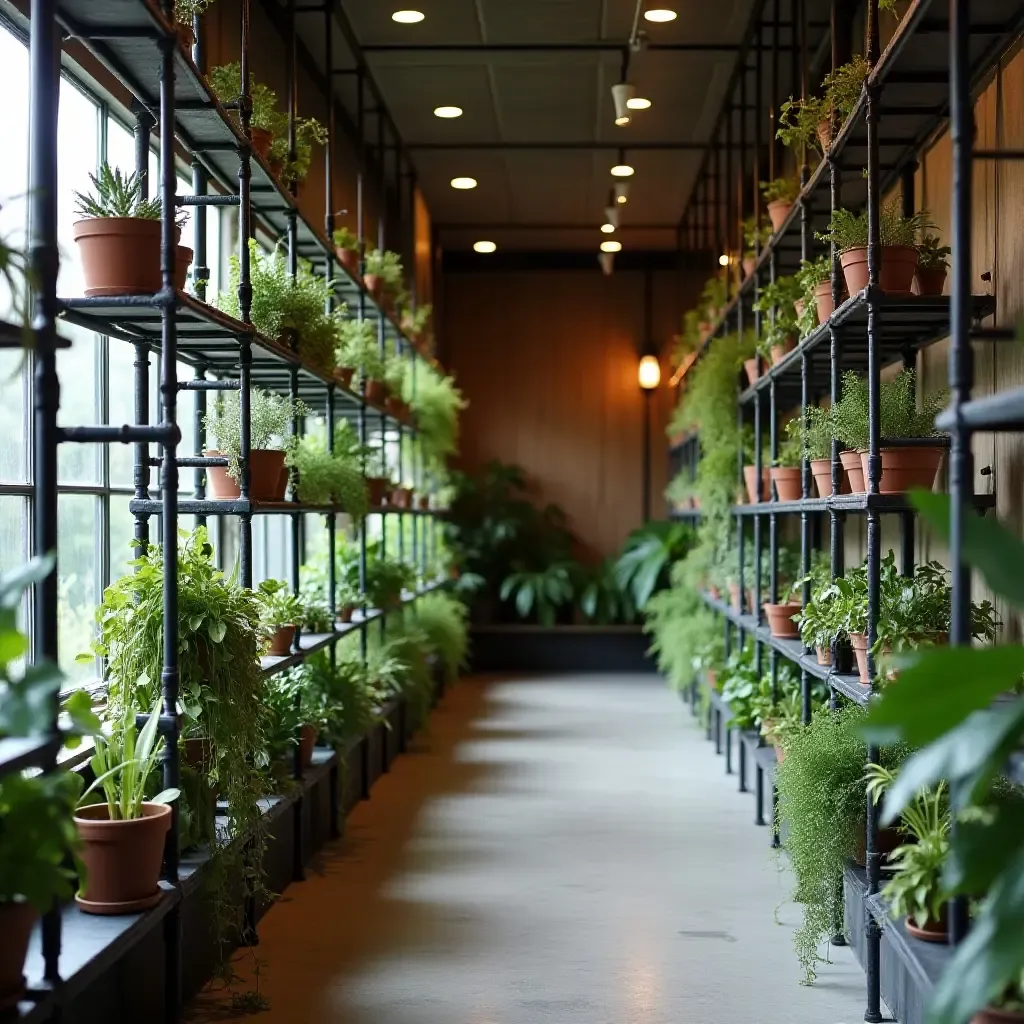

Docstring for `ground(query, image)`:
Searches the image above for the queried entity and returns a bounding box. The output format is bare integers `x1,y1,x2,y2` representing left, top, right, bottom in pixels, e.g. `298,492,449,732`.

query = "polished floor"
195,673,868,1023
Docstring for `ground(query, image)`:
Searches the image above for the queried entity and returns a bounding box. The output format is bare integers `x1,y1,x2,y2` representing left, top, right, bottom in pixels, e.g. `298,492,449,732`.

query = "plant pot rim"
839,243,920,257
764,601,801,611
72,216,163,237
74,801,173,827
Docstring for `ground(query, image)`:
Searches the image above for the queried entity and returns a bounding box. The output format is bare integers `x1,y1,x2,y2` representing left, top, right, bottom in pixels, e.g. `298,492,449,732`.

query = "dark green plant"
777,93,826,153
269,116,328,185
578,560,637,625
918,234,951,270
73,164,162,220
774,417,804,468
611,520,694,611
263,669,305,765
207,62,287,136
500,562,575,627
414,592,469,682
255,578,303,628
366,556,415,610
821,55,869,122
817,197,932,251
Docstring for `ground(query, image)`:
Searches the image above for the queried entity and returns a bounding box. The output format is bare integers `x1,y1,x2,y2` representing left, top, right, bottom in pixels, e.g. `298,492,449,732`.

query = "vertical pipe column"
194,366,208,527
900,162,918,575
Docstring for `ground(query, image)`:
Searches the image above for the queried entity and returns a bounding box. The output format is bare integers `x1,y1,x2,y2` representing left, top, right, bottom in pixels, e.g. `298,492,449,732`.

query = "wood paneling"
441,268,703,560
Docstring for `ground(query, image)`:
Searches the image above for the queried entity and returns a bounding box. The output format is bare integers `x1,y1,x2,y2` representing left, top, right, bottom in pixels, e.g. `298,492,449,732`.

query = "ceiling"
331,1,758,253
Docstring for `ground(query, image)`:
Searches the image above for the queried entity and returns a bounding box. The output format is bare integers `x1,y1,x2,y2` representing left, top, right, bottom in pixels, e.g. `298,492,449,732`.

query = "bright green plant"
366,556,415,610
795,254,832,335
73,164,161,220
500,562,575,627
332,227,359,252
174,0,215,23
384,351,407,395
761,176,801,204
263,669,306,765
742,216,771,258
255,578,303,628
408,366,467,473
269,116,328,185
753,274,802,353
364,248,403,288
207,62,287,136
817,196,932,251
774,417,804,468
777,93,827,153
801,405,833,461
414,592,469,681
336,318,385,382
204,386,307,481
700,275,728,318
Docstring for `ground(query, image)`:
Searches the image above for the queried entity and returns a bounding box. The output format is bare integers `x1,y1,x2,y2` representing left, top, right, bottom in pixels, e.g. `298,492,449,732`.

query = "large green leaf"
945,798,1024,896
0,553,56,610
861,645,1024,747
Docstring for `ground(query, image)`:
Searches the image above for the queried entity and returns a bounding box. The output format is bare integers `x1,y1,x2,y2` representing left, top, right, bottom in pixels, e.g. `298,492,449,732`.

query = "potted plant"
795,558,843,664
741,217,769,277
831,368,948,494
764,576,803,638
795,253,838,331
74,702,179,914
363,248,403,306
741,427,771,504
801,404,841,497
256,578,303,656
816,54,870,149
332,226,361,277
777,92,827,155
268,115,328,187
770,417,804,501
173,0,216,50
204,387,306,501
208,62,286,161
336,319,387,403
335,577,362,623
761,177,801,232
817,197,932,295
499,562,576,627
752,274,802,363
915,233,951,296
367,557,416,612
72,164,185,296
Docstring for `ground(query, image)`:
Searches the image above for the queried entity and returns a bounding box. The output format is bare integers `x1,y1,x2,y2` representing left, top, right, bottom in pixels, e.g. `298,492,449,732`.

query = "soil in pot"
771,335,797,365
767,199,793,232
814,280,838,325
268,624,296,657
840,450,866,493
175,246,193,293
840,244,919,296
764,602,801,638
915,266,947,296
366,476,391,506
859,446,943,495
850,631,870,683
250,127,273,161
299,723,317,769
74,218,163,296
74,802,172,914
364,378,388,406
771,466,802,502
743,357,761,388
743,464,771,504
204,449,287,502
0,901,36,1012
336,246,360,277
905,912,949,944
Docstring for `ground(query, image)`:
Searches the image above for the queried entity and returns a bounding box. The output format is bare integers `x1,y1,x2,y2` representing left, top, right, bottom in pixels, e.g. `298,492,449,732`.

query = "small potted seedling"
770,418,804,502
914,234,951,296
335,578,361,624
173,0,216,51
761,177,801,232
207,62,286,161
332,226,361,277
268,116,328,189
256,578,303,656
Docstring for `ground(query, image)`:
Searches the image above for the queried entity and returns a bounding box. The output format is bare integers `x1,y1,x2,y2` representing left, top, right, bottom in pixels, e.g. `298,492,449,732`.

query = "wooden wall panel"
441,268,702,560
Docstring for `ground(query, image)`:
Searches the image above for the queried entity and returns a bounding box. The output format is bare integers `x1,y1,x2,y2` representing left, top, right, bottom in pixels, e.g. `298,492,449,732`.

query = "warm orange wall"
440,267,703,561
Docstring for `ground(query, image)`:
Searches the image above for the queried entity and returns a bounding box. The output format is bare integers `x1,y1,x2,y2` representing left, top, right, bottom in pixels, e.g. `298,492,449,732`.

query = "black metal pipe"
60,424,178,444
179,378,241,390
175,193,242,207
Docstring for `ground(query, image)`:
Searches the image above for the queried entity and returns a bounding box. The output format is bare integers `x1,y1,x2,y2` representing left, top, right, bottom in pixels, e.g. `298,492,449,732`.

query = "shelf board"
731,490,995,517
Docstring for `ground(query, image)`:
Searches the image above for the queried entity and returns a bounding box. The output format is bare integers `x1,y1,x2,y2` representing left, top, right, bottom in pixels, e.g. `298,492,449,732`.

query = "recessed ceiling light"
627,97,652,110
600,240,622,253
392,10,425,23
615,115,631,126
610,164,635,178
450,176,477,189
473,240,496,253
434,105,463,118
644,9,677,22
600,223,616,234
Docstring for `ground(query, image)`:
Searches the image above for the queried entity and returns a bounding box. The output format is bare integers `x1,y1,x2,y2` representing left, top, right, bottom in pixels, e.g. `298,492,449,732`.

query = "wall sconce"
638,354,661,390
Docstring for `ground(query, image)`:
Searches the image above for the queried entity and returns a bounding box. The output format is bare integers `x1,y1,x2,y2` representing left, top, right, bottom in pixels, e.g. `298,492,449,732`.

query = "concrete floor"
195,674,869,1024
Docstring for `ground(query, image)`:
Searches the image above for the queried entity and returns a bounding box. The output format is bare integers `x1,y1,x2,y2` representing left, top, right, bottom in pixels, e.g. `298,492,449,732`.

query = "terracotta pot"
774,742,787,764
764,602,801,638
914,266,947,297
337,604,355,624
817,118,833,152
905,912,949,944
336,246,360,277
859,446,944,495
391,486,412,509
727,581,741,613
814,280,837,325
972,1010,1024,1024
299,723,317,769
363,272,382,298
0,902,36,1011
794,298,806,321
746,587,755,612
334,366,355,390
417,494,430,510
742,256,756,279
850,631,870,683
366,476,391,506
771,466,802,502
364,378,388,406
268,157,283,179
250,127,273,161
743,464,771,504
816,645,831,666
204,449,287,502
73,218,163,296
811,458,835,498
386,395,405,418
74,802,172,914
707,669,718,689
767,199,793,233
743,357,761,388
840,244,919,296
708,584,721,601
268,623,295,657
176,23,195,52
840,450,866,493
771,335,797,365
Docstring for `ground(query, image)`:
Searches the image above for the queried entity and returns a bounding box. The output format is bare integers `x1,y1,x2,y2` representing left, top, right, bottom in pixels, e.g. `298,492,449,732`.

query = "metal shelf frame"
16,0,450,1018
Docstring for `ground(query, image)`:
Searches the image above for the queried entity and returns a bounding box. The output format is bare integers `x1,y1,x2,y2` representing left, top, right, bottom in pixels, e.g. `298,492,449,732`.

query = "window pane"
56,78,99,299
108,340,146,488
57,494,98,683
57,324,101,483
0,351,27,482
0,495,28,576
108,494,137,583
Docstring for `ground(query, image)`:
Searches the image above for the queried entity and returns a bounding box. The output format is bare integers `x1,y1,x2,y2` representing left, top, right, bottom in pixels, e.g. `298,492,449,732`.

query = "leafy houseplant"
72,164,189,297
204,386,306,501
363,248,403,306
256,579,303,655
207,62,286,159
414,592,470,682
741,217,770,275
500,562,576,627
409,366,467,474
752,274,802,363
611,520,694,611
915,233,951,296
285,433,370,520
578,560,637,625
366,556,415,611
337,319,386,401
761,177,801,232
795,254,837,332
769,418,804,502
73,702,178,913
332,226,361,276
172,0,216,50
817,197,932,294
830,368,948,494
269,116,328,186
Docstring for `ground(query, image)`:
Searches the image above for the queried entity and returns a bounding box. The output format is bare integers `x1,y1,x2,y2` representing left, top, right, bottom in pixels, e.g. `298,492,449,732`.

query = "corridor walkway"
200,674,867,1024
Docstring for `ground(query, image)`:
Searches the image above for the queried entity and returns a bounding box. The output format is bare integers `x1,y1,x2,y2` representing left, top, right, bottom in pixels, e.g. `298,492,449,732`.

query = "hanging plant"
207,62,287,159
268,116,329,186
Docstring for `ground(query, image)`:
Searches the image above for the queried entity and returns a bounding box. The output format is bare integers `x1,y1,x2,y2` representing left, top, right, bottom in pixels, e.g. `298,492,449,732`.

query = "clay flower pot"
905,911,948,944
299,723,317,768
74,802,172,914
707,669,718,689
840,450,866,493
337,604,355,624
363,272,382,298
335,246,360,277
268,624,296,657
742,256,756,279
708,584,721,601
771,466,802,501
250,127,273,161
73,218,163,296
839,244,919,296
366,476,391,507
972,1009,1024,1024
334,365,355,390
811,458,835,498
364,378,388,406
854,825,906,866
817,118,833,152
417,494,430,510
0,902,36,1011
175,246,193,293
727,581,742,613
743,357,761,388
764,602,801,638
914,266,947,296
767,199,794,232
390,486,413,509
204,449,287,502
385,394,405,419
176,23,195,52
771,335,797,365
743,465,771,504
850,631,869,683
859,446,944,495
816,645,831,667
814,280,837,325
